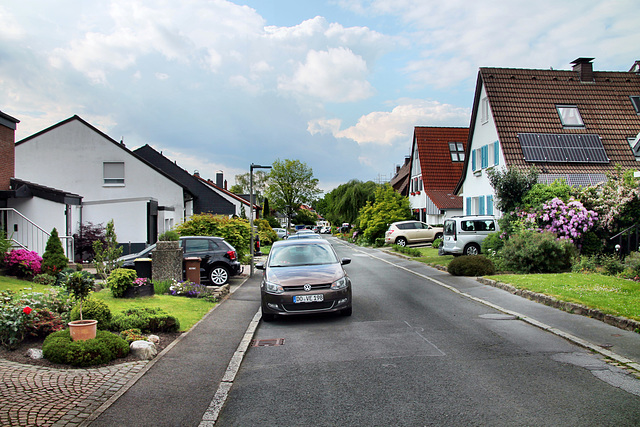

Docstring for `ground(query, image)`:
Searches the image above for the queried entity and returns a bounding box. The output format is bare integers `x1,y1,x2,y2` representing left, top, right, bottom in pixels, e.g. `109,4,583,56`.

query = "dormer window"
449,142,465,162
556,105,584,127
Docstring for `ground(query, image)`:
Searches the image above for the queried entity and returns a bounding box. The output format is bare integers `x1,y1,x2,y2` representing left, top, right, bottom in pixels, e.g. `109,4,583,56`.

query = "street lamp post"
250,163,272,277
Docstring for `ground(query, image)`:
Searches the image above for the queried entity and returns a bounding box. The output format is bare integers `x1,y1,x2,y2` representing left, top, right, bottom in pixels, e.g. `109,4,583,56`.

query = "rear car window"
444,221,455,235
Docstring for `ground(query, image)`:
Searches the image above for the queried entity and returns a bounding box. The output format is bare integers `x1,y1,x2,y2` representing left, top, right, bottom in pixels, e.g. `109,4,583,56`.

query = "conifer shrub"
70,298,112,329
447,255,496,276
42,329,129,367
42,228,69,276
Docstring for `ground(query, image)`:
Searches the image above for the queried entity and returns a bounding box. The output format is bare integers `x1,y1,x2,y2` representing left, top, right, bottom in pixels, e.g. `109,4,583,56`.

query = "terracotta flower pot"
68,319,98,341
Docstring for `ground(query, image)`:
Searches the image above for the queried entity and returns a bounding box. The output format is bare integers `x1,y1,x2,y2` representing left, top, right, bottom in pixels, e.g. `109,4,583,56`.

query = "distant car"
439,216,499,256
118,236,241,285
273,228,289,239
384,220,443,247
257,239,352,321
321,226,332,234
286,233,322,240
296,229,315,235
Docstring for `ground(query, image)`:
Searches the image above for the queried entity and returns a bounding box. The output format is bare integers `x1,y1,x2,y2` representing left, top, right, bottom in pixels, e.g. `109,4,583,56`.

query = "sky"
1,0,639,193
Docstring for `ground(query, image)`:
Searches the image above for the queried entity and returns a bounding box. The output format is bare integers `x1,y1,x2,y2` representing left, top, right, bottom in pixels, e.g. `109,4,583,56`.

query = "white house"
15,115,193,255
456,58,640,217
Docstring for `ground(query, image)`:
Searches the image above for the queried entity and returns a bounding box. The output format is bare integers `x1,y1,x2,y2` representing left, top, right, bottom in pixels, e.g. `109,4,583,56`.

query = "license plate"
293,294,324,303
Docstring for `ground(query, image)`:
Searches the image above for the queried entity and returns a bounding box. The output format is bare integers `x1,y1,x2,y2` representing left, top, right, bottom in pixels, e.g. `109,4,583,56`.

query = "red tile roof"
412,126,468,210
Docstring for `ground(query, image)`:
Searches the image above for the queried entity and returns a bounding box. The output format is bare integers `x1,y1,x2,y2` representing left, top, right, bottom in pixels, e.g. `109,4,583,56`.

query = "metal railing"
0,208,74,259
609,223,639,257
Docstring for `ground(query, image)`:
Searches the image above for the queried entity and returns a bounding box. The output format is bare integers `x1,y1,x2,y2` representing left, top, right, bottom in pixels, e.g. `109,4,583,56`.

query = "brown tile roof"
479,61,640,175
412,126,468,209
390,158,410,196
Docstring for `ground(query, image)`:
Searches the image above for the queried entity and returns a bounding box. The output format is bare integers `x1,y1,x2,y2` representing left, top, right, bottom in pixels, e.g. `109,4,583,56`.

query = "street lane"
217,237,640,426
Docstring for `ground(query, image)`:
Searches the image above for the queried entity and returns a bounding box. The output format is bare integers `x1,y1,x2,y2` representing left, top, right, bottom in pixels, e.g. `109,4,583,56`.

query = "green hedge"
42,329,129,367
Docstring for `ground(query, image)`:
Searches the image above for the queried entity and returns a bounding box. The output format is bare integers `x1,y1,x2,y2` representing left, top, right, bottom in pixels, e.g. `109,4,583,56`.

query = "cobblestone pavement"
0,359,148,426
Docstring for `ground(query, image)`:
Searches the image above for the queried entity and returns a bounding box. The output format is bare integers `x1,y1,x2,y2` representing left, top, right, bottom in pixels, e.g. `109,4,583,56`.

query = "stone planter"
68,319,98,341
122,283,155,298
152,241,183,283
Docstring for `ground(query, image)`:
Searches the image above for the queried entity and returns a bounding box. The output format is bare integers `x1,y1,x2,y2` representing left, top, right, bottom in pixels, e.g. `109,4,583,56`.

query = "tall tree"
358,184,411,241
266,159,322,228
233,170,269,200
317,180,379,225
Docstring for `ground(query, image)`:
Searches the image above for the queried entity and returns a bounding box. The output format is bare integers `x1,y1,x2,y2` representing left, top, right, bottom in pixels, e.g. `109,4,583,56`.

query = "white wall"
15,118,185,243
460,84,504,217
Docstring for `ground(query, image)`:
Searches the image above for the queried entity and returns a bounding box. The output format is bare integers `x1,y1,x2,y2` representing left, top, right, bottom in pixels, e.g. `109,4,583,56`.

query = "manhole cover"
251,338,285,347
479,313,518,320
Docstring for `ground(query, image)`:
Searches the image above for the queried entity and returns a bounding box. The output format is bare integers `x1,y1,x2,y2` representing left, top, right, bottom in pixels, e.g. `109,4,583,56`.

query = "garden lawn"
0,276,215,332
91,289,215,332
485,273,640,322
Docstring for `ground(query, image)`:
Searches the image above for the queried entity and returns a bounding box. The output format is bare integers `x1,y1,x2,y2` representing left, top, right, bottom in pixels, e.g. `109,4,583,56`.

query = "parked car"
439,215,499,256
273,228,289,240
118,236,241,285
384,220,443,247
321,226,332,234
257,239,352,321
286,233,322,240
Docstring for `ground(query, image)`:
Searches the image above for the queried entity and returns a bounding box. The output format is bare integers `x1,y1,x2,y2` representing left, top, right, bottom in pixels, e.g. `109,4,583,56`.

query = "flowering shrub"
0,289,72,350
170,280,206,297
119,328,148,343
4,249,43,278
134,277,150,287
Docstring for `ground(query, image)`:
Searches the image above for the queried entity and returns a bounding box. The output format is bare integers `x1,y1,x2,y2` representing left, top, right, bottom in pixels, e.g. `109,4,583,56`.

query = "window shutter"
472,149,477,171
493,141,499,165
479,196,486,215
481,145,488,169
487,195,494,215
103,162,125,185
466,197,472,215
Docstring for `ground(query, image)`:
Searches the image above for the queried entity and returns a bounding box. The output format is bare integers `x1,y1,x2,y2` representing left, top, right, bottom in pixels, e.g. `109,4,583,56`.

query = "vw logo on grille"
303,283,312,292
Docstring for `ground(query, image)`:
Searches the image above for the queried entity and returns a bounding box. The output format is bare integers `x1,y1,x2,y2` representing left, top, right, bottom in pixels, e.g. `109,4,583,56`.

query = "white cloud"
309,99,470,145
278,47,374,102
155,73,169,80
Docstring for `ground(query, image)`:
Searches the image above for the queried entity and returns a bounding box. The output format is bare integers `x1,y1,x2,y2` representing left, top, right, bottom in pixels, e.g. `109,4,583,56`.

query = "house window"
449,142,465,162
103,162,125,185
481,97,489,124
630,96,640,114
556,105,584,127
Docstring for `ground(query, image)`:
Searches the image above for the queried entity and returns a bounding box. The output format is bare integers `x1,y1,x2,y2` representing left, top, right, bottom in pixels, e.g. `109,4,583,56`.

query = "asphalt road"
216,237,640,426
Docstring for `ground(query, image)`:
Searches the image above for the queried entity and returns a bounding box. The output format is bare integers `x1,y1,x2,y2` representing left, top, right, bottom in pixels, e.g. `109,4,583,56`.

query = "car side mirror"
341,258,351,265
256,263,265,270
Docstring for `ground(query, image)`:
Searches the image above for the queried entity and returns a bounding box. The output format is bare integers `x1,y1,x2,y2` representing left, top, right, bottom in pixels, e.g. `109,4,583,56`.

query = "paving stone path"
0,359,147,426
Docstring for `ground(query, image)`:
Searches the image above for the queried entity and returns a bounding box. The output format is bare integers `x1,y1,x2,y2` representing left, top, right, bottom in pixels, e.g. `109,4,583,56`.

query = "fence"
0,208,74,259
610,223,640,258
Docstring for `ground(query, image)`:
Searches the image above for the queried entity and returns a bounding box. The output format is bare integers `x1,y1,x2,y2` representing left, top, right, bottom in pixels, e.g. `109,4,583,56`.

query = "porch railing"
0,208,74,260
609,223,640,257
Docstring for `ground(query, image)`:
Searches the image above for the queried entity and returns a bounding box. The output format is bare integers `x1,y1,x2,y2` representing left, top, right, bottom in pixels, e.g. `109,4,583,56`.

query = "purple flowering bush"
170,280,206,297
4,249,43,278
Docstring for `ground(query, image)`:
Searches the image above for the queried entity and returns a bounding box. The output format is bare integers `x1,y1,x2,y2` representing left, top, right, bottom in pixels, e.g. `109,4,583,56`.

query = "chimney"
194,170,200,177
571,57,595,82
224,179,227,190
216,171,223,188
0,111,20,191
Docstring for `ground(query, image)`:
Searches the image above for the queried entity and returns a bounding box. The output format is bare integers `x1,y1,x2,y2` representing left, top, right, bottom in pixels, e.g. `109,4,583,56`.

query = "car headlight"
331,276,348,290
264,281,284,294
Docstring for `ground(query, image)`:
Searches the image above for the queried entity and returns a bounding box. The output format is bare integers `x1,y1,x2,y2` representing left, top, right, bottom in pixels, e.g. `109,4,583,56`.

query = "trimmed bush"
70,298,112,329
42,329,129,367
392,244,421,257
501,230,576,274
107,268,137,298
120,328,147,343
448,255,496,276
158,230,180,241
33,273,57,286
110,307,180,333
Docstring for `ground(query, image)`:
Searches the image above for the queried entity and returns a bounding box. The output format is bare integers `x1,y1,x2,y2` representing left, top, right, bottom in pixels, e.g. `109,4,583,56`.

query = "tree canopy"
317,179,379,226
358,184,411,241
266,159,322,227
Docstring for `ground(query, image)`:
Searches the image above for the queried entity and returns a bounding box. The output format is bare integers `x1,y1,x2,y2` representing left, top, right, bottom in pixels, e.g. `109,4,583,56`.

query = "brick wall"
0,124,15,191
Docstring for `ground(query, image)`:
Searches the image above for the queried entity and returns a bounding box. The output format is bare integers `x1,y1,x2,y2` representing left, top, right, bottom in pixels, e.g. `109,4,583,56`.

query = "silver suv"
385,220,443,247
439,216,499,256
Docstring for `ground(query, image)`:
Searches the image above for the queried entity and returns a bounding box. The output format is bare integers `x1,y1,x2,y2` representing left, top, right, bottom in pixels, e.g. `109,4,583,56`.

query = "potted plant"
62,271,98,341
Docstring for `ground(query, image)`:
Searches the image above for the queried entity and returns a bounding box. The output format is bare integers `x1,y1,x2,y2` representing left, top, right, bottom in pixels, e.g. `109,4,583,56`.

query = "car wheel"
396,237,407,247
209,265,229,285
463,243,480,256
340,306,352,316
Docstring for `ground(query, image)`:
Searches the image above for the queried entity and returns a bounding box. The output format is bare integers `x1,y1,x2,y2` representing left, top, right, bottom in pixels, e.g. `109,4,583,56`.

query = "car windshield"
268,243,338,267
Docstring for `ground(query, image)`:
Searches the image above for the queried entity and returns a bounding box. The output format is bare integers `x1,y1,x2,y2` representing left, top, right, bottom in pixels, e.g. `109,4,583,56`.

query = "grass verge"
484,272,640,322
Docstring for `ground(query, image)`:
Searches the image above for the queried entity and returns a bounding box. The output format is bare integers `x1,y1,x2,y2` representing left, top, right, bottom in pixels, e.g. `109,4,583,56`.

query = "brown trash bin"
184,257,201,284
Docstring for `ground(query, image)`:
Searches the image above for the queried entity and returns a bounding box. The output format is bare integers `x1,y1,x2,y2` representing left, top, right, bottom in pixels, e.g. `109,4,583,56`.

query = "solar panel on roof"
518,133,609,164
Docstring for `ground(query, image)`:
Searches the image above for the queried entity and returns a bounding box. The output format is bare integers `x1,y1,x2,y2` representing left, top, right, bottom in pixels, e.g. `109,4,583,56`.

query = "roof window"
449,142,465,162
556,105,584,127
630,96,640,114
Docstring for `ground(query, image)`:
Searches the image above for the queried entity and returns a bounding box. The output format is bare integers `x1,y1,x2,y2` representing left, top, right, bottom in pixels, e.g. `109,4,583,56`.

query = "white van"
439,216,499,256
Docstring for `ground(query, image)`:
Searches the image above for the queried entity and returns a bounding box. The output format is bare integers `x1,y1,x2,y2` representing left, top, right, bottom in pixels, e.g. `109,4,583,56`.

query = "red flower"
23,306,32,315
